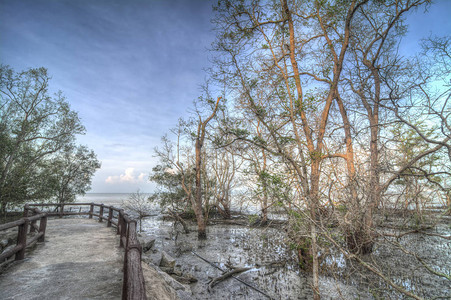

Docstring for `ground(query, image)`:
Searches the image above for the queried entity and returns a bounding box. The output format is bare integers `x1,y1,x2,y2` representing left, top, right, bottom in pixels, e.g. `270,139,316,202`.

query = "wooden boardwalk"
0,218,123,300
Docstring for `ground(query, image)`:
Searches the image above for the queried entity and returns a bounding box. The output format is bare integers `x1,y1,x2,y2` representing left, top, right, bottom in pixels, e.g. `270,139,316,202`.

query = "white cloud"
137,173,146,181
105,168,147,184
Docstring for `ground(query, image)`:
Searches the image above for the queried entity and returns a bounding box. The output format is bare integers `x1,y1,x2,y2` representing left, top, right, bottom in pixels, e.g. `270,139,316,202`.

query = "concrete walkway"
0,218,123,300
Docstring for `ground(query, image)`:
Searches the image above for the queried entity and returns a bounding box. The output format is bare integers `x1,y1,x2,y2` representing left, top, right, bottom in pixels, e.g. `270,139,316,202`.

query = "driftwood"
191,251,274,299
255,260,287,268
208,266,251,291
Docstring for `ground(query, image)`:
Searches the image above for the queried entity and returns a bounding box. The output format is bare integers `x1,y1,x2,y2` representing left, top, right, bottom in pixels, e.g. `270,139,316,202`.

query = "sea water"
76,193,130,206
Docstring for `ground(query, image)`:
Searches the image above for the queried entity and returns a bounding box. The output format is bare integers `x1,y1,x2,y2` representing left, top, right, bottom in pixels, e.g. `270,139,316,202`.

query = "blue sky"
1,0,450,193
1,0,215,193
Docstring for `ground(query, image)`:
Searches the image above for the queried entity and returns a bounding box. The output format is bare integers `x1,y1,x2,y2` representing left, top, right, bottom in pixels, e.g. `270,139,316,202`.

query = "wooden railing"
0,202,147,300
0,205,47,263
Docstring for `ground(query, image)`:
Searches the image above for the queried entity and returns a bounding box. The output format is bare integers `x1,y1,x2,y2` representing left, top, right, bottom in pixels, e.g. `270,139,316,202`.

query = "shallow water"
138,214,450,300
141,217,311,299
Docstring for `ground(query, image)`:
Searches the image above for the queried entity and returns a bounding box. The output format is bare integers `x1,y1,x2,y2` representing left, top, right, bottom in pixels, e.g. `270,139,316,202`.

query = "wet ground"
137,213,450,300
142,217,309,300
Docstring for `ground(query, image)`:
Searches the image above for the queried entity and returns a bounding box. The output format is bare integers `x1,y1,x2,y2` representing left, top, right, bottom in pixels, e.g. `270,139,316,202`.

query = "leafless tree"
122,189,153,232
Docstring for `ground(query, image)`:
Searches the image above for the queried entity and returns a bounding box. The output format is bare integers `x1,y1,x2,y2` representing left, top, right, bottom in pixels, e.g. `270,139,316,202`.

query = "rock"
141,263,180,300
0,239,9,249
158,268,192,299
160,251,176,272
175,243,193,256
160,266,175,274
138,236,156,253
0,229,18,245
142,250,162,266
171,273,198,284
141,255,153,266
1,245,16,260
145,262,193,300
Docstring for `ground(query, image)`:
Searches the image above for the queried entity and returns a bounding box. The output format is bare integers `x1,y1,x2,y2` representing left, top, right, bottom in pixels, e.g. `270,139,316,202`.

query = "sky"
1,0,450,193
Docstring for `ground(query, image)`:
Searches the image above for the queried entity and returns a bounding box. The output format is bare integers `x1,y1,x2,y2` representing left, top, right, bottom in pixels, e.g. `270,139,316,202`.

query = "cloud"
105,168,146,184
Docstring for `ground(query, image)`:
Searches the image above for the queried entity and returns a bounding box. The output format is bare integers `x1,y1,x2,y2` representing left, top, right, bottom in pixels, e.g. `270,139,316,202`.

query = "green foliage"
277,136,295,146
256,170,292,205
252,135,267,146
47,145,101,203
253,104,267,118
309,151,322,162
390,122,448,212
230,127,250,138
248,214,259,225
336,204,348,214
149,164,194,211
0,66,95,212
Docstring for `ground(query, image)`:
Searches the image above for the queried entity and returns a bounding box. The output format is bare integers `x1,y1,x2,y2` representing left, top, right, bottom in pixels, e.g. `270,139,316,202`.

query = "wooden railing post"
59,204,64,218
122,220,131,299
99,204,104,222
15,218,29,260
107,207,113,227
89,203,94,219
123,220,146,300
119,210,126,247
23,204,29,218
117,210,122,235
38,215,47,243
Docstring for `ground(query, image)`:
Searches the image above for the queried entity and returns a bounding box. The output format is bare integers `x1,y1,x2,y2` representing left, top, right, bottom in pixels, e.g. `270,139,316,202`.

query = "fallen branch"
208,267,251,291
255,260,287,268
191,251,275,299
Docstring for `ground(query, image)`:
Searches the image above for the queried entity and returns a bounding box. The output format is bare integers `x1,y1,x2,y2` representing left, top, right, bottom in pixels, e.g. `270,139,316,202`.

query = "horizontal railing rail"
1,202,146,300
0,205,47,264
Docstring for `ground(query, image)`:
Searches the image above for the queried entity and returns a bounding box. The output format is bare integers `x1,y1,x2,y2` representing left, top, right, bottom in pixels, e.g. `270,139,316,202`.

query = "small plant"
248,214,259,225
336,204,348,214
122,189,153,232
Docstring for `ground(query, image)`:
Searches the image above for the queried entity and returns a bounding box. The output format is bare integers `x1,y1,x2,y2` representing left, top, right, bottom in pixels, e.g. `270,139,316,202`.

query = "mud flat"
137,212,449,299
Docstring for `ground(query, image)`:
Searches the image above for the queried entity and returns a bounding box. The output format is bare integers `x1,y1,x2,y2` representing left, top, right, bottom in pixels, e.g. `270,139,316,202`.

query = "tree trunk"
310,163,321,300
447,192,450,214
216,201,231,219
261,150,268,223
192,96,221,239
0,201,6,218
195,138,207,239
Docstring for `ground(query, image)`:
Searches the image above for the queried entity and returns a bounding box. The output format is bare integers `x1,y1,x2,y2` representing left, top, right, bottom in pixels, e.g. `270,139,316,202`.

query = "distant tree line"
0,65,100,215
149,1,450,299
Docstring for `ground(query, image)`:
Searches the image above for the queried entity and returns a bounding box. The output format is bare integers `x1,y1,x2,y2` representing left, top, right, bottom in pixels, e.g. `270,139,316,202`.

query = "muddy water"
139,215,450,300
141,216,311,299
